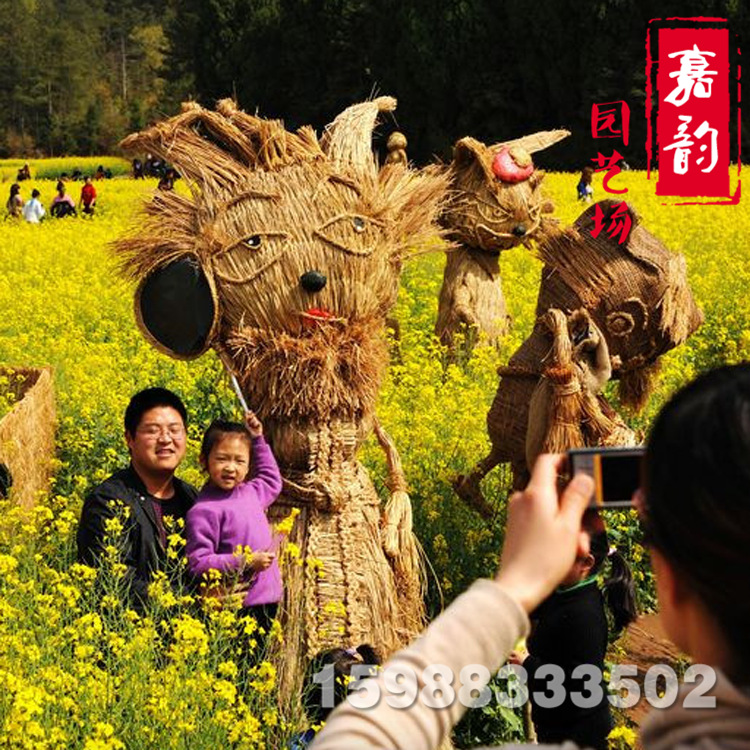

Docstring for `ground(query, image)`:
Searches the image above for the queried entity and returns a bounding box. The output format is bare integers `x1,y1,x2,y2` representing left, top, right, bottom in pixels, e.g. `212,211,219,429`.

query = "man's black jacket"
76,466,197,606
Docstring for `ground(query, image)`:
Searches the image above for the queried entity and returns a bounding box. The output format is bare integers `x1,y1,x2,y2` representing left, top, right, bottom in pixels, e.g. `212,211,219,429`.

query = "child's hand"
249,551,275,571
245,410,263,438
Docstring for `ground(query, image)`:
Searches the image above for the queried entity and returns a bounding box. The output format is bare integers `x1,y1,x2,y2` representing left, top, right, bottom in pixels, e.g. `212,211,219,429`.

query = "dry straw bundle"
454,200,703,514
115,96,449,697
435,130,569,354
0,366,56,511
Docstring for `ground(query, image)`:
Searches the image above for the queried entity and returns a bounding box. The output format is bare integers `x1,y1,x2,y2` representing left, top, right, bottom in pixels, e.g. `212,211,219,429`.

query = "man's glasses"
137,424,186,441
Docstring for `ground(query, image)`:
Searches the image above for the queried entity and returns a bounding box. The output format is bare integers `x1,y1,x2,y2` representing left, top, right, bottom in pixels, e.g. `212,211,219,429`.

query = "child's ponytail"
588,525,638,636
602,547,637,635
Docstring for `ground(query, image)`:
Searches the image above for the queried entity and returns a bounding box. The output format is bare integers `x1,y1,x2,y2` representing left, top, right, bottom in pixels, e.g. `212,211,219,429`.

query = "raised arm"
247,436,283,509
312,455,594,750
244,411,282,508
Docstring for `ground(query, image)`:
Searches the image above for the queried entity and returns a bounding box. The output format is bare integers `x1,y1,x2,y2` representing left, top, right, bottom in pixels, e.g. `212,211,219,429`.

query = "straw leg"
452,445,504,519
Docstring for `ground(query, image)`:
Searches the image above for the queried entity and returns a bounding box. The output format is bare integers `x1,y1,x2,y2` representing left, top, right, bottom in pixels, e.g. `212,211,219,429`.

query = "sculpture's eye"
607,312,635,336
315,214,384,256
244,234,262,249
476,195,513,225
351,216,366,234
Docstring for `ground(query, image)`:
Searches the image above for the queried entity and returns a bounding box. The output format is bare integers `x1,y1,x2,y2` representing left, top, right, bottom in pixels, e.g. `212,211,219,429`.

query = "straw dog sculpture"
435,130,569,354
115,97,448,694
455,200,703,516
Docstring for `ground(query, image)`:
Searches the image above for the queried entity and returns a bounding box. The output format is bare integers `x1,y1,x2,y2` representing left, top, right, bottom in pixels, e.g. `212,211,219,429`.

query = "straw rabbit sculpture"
455,200,703,516
114,97,448,693
435,130,569,354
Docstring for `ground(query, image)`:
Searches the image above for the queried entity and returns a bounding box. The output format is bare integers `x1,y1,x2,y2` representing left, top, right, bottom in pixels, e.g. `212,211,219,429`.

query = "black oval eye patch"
138,258,216,358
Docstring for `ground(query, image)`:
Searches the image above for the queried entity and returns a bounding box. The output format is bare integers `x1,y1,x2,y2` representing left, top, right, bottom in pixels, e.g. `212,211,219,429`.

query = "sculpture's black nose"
300,270,327,293
512,224,527,237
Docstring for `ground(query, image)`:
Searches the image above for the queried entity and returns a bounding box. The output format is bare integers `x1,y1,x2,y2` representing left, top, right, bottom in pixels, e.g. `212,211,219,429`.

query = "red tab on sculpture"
656,26,730,198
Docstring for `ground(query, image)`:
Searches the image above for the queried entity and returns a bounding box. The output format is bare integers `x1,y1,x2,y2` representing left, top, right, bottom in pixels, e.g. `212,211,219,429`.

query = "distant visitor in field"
114,96,448,698
79,177,97,216
22,189,45,223
576,166,594,202
455,200,703,516
77,388,198,608
50,181,77,218
435,129,569,357
5,183,24,218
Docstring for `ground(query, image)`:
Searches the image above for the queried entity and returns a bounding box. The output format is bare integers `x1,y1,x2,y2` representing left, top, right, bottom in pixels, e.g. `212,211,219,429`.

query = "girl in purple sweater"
186,411,283,635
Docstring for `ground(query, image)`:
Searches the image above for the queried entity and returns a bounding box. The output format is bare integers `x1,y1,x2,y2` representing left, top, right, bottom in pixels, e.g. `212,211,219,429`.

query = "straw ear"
135,258,220,360
452,137,495,182
500,129,571,154
321,96,397,173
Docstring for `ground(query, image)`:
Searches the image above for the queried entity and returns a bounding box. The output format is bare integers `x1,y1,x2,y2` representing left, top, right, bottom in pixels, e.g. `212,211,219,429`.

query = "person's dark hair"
303,645,381,724
199,419,251,461
645,363,750,679
124,387,187,436
56,181,64,193
31,189,40,198
580,166,594,184
10,183,20,197
589,529,637,634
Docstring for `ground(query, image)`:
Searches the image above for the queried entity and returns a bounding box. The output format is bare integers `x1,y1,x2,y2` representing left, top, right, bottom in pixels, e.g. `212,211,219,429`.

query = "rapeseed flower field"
0,163,747,748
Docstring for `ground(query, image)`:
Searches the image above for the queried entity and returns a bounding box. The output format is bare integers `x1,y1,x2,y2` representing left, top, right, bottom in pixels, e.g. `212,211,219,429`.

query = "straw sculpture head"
115,97,448,421
535,199,704,410
441,129,570,252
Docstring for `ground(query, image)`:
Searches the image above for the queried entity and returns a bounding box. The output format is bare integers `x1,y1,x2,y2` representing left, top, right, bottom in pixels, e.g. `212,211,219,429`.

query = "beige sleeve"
311,579,530,750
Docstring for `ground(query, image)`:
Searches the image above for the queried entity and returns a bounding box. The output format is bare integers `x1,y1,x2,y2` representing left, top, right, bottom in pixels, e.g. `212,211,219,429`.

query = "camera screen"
568,448,644,507
599,453,642,504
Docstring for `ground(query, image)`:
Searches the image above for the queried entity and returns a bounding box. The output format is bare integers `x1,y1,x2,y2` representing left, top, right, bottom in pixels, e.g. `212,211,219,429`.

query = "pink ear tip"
491,146,534,183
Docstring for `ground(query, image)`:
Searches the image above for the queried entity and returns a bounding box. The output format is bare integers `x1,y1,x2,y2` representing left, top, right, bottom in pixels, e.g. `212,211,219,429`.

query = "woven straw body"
436,131,568,353
435,248,508,350
115,97,448,700
456,200,703,505
0,367,56,510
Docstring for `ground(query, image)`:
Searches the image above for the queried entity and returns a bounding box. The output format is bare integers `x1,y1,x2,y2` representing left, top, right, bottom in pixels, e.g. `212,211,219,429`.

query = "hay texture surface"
115,97,448,698
455,200,703,509
0,367,56,510
436,130,568,354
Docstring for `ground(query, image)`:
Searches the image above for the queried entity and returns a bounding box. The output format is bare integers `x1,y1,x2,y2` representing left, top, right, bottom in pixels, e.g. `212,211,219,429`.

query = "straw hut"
435,130,569,355
0,366,56,510
454,200,703,516
115,97,449,695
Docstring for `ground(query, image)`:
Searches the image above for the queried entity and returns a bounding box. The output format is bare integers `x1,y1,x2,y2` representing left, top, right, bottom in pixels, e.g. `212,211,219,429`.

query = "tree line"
1,0,745,168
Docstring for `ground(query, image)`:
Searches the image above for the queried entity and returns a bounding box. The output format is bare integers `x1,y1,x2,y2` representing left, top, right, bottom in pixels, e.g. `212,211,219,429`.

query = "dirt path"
618,613,684,728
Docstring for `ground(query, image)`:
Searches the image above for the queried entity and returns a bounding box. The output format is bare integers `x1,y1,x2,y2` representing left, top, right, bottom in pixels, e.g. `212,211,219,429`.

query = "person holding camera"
312,364,750,750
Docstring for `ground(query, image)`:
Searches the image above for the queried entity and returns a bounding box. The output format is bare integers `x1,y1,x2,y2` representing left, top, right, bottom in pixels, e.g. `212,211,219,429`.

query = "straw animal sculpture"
0,367,56,510
435,130,569,355
454,200,703,516
114,97,449,697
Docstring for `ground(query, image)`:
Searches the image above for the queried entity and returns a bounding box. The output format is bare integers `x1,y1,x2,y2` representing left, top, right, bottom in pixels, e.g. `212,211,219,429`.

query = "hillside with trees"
1,0,745,167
